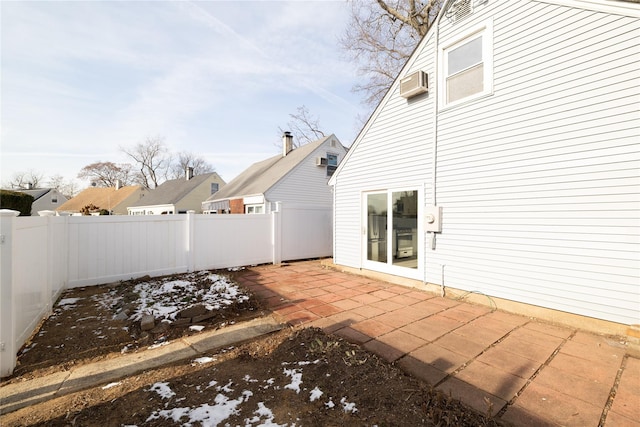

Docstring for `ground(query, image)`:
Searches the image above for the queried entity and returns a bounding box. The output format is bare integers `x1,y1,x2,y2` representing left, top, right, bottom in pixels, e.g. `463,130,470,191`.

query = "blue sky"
1,1,368,187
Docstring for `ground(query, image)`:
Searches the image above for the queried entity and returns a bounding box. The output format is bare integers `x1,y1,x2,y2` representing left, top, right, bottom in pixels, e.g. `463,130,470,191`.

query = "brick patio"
237,260,639,426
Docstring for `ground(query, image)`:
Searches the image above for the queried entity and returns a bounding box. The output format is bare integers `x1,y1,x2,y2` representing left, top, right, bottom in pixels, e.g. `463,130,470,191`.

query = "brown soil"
1,271,503,426
3,271,264,383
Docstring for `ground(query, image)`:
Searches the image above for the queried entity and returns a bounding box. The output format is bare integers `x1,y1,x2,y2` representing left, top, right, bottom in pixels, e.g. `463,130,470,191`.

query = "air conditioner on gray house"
399,70,428,99
316,157,328,166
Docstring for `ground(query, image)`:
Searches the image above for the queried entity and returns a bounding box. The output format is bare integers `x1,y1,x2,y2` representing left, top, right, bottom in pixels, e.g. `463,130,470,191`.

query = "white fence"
0,204,332,377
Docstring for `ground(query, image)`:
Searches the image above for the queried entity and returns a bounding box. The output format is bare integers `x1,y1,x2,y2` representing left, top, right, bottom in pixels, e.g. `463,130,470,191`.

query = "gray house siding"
266,136,346,208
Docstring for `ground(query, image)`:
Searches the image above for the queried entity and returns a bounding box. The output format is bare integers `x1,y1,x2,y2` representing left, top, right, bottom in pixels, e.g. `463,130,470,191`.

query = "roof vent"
445,0,489,23
399,71,428,99
445,0,485,23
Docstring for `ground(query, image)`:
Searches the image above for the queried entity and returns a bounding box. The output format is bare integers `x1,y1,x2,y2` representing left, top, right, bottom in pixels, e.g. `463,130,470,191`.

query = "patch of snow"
124,272,250,324
309,387,323,402
147,382,175,400
245,401,287,426
102,382,121,390
192,356,215,365
147,390,253,425
243,375,258,383
20,343,36,355
296,359,320,366
148,341,169,350
340,397,358,413
147,406,190,423
283,368,303,394
325,399,335,408
217,380,234,393
189,325,205,332
57,297,82,309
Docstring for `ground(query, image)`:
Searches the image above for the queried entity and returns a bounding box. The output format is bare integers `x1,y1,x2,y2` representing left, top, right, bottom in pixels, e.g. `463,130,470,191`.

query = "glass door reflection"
367,193,387,263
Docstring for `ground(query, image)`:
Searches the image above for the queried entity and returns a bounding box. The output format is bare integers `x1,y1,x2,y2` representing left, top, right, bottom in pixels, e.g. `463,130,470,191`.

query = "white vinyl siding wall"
333,34,437,269
266,139,346,207
332,0,640,325
432,1,640,325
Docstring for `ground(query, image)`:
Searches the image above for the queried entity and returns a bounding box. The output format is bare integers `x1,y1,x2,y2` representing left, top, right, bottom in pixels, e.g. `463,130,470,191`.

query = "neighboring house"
57,184,148,215
17,187,68,215
202,132,347,214
128,170,225,215
329,0,639,329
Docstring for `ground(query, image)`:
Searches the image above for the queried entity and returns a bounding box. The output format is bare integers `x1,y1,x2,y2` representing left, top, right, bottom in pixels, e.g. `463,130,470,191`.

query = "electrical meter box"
424,206,442,232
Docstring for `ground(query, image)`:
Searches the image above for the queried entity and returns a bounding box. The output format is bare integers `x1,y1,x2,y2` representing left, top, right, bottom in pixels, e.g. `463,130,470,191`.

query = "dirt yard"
1,270,503,426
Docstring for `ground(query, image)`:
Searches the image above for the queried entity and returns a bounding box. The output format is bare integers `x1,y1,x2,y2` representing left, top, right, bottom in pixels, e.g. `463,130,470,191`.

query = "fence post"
271,202,282,265
39,211,56,312
187,211,196,272
0,210,20,377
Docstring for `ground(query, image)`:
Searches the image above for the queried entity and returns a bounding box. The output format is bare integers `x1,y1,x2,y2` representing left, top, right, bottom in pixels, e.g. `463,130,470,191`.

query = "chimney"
282,131,293,157
115,179,122,190
186,167,194,180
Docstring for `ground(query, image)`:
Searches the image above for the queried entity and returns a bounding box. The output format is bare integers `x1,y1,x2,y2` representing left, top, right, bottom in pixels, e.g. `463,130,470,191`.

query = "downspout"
429,1,452,298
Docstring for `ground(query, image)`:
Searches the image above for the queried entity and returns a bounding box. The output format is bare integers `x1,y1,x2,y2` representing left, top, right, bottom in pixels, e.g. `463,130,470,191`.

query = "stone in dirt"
172,317,192,326
114,309,130,321
178,304,207,319
141,314,155,331
192,311,216,323
151,322,170,334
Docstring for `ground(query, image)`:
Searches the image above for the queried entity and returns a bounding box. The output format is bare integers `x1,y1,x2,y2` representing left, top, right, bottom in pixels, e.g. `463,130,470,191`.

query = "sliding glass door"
367,193,388,263
365,189,419,271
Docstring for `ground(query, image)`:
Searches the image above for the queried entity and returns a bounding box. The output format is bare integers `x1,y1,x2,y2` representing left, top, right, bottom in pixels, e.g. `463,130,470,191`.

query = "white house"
128,170,225,215
203,132,347,214
18,187,68,215
329,0,639,331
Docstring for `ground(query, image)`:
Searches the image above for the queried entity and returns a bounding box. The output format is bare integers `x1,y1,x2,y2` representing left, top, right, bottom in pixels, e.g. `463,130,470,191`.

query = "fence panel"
11,217,55,356
280,205,333,261
193,214,273,271
66,215,189,287
1,207,334,376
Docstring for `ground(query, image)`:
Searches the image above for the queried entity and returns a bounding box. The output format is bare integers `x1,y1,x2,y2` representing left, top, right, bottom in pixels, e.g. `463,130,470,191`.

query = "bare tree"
121,136,170,189
47,174,81,198
168,152,215,180
278,105,326,148
5,170,45,189
340,0,443,107
77,162,133,188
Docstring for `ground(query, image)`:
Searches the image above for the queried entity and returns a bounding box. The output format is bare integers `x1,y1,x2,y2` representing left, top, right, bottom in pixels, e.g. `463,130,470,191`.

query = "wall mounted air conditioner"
316,157,328,166
399,70,428,99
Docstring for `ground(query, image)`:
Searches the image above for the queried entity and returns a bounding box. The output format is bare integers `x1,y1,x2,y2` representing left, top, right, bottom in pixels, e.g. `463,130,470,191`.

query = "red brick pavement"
237,260,639,426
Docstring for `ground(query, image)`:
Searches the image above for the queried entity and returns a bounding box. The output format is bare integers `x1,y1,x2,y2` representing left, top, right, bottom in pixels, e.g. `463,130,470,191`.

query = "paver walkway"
237,260,639,427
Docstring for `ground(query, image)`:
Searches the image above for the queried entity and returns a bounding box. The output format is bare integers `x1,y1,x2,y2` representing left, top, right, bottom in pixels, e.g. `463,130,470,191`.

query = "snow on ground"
131,272,250,321
57,298,83,310
88,271,251,325
138,359,357,427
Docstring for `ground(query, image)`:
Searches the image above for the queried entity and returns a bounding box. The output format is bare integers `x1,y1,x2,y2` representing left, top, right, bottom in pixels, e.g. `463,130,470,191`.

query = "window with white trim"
441,21,493,106
245,204,264,214
326,153,338,177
